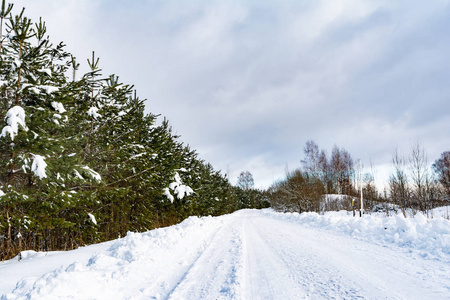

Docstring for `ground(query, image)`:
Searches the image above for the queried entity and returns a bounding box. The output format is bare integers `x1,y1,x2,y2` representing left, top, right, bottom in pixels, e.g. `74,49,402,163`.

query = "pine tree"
0,3,238,259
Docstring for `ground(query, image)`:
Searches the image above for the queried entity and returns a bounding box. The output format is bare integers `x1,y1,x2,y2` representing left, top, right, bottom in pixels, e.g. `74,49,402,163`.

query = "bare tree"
361,160,380,211
331,146,354,195
433,151,450,198
408,142,438,213
389,149,410,217
318,150,332,193
301,140,320,177
237,171,254,190
409,143,427,208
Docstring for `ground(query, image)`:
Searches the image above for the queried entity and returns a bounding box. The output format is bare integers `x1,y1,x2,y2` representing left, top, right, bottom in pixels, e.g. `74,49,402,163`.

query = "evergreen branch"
105,167,154,187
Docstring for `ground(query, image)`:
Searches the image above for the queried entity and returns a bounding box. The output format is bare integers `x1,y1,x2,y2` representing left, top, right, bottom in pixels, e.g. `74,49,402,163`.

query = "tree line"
0,3,266,261
268,140,450,216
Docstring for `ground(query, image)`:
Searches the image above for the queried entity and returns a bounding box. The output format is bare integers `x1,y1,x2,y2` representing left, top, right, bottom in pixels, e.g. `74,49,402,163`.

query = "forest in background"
0,3,267,260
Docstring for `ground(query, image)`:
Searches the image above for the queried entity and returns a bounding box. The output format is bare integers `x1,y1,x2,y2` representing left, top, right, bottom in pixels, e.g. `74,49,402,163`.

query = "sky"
12,0,450,190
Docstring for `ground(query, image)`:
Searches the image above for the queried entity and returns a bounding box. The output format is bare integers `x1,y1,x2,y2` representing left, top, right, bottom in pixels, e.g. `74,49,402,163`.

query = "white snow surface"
1,209,449,299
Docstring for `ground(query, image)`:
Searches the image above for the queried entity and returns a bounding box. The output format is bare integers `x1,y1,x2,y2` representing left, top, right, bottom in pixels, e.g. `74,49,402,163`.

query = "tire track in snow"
253,214,447,299
130,217,229,299
251,217,370,299
242,215,308,299
165,217,245,300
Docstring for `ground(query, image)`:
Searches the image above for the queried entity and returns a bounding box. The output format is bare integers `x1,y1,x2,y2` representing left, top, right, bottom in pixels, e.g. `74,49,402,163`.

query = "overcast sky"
13,0,450,189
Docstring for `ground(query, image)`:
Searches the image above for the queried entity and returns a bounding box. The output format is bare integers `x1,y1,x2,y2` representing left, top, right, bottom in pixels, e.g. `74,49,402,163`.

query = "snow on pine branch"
51,102,66,114
81,166,102,182
1,106,28,140
37,68,52,77
163,172,194,203
163,188,174,203
39,86,59,94
87,107,102,119
31,155,47,179
88,213,97,225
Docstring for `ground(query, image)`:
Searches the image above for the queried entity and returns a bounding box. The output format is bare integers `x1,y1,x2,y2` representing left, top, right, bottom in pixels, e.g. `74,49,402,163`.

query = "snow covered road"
1,209,449,299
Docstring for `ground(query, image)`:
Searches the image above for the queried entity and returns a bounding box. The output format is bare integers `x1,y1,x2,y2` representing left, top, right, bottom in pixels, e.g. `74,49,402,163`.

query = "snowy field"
1,208,449,299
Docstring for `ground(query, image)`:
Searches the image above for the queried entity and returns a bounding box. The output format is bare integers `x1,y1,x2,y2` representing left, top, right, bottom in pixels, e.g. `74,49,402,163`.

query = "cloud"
12,0,450,189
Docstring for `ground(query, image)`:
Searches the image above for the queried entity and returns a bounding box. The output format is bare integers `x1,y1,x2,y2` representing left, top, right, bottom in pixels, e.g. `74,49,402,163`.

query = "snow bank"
2,215,225,299
261,208,450,263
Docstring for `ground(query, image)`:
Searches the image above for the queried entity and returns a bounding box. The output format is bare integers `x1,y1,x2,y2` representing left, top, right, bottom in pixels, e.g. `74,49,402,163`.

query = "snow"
37,69,52,77
167,172,194,200
50,102,66,114
81,166,101,182
0,189,5,197
28,87,40,94
87,107,101,119
129,152,146,159
87,213,97,225
39,86,59,94
174,184,194,200
1,106,28,140
14,58,21,68
163,187,174,203
30,155,47,179
73,169,84,180
1,209,449,299
261,208,450,263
